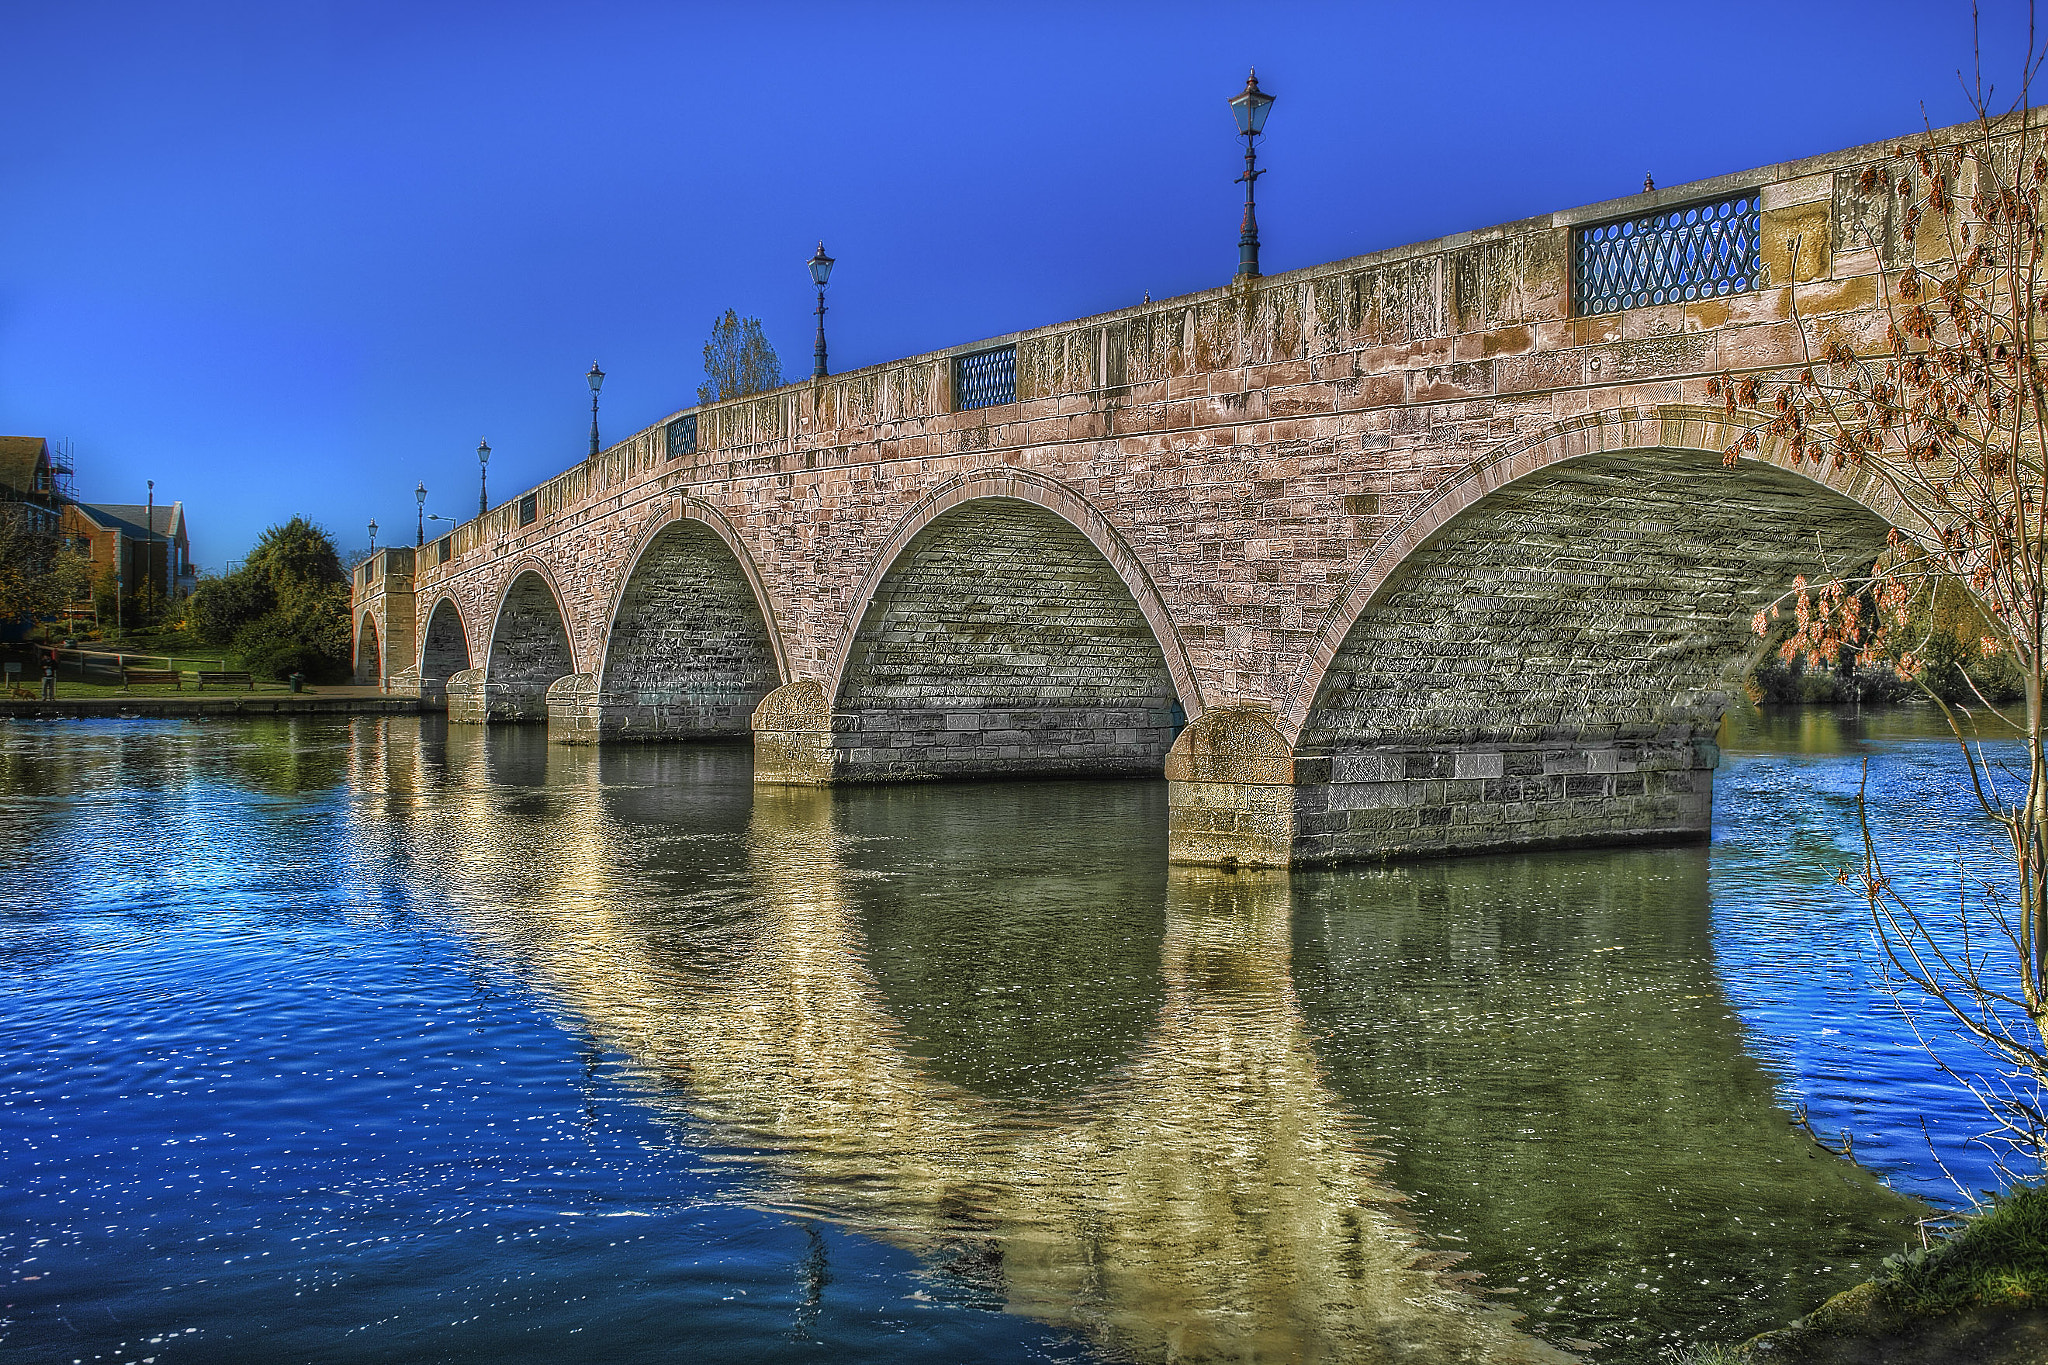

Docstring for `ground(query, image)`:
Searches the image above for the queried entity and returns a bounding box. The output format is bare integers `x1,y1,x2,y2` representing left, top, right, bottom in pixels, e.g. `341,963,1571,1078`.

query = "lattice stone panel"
666,414,697,460
953,345,1017,410
1574,193,1760,316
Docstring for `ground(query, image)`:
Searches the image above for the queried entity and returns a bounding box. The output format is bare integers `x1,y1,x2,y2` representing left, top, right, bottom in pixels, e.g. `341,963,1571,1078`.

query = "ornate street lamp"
587,362,605,457
808,241,835,379
477,437,491,517
367,519,377,554
1228,69,1276,280
415,482,427,547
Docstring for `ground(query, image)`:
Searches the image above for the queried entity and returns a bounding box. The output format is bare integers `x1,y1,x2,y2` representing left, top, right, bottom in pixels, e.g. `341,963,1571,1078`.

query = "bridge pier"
446,667,487,724
751,680,837,785
1164,710,1305,869
546,673,601,740
1164,709,1720,868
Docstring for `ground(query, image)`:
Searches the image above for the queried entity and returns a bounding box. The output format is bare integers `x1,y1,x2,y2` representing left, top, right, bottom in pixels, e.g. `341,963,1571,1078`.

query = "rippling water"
0,710,2021,1362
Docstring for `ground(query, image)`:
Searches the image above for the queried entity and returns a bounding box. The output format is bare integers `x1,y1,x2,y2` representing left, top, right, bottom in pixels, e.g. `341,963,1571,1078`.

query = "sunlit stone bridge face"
352,122,1936,867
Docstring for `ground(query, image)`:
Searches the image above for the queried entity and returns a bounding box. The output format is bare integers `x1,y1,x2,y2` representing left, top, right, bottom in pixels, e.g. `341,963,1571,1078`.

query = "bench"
121,668,182,690
196,670,254,691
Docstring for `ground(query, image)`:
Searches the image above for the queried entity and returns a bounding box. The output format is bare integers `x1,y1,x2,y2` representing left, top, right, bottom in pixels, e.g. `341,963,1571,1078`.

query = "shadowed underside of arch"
1287,447,1892,862
556,520,781,743
354,613,382,686
480,570,574,723
824,498,1182,781
418,598,471,704
1167,446,1896,868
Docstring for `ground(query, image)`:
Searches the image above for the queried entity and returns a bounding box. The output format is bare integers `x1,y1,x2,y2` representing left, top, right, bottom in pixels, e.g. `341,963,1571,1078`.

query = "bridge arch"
828,467,1202,716
580,503,787,740
354,611,382,687
1284,405,1904,738
482,561,578,723
1254,405,1899,864
824,468,1198,781
417,595,473,704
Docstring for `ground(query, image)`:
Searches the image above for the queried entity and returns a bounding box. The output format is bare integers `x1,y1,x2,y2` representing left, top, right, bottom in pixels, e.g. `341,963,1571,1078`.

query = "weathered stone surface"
445,666,487,724
354,613,382,686
752,679,833,785
833,499,1178,780
1165,709,1301,867
351,546,414,691
590,519,779,742
1164,709,1293,785
545,672,600,740
417,597,471,706
480,571,574,723
355,114,1986,864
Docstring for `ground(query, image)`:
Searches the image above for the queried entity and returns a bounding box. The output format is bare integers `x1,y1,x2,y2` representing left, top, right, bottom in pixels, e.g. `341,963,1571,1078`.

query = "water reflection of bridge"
343,720,1919,1361
350,723,1566,1363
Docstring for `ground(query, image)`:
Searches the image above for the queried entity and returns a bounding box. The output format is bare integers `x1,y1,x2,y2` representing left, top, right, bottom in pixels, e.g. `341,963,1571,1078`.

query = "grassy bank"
1682,1184,2048,1363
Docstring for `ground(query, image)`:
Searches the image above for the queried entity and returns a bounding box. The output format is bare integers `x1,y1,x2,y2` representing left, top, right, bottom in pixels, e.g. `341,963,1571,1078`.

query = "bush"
191,518,352,680
188,572,273,648
235,583,352,683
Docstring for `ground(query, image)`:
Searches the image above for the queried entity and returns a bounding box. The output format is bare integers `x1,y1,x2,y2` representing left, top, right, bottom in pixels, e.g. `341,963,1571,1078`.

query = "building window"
1573,191,1760,316
666,414,698,460
518,493,537,526
437,537,452,564
953,344,1017,411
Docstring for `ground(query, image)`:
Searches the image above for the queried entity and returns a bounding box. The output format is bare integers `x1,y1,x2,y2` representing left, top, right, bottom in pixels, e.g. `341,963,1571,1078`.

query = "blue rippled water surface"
0,710,2025,1363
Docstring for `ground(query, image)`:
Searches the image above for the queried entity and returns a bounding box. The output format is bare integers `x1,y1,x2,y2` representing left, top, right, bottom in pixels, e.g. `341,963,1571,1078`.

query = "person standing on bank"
41,659,56,700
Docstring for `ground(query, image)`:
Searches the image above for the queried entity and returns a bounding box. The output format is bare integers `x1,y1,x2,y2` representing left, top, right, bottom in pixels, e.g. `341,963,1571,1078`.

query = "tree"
187,517,352,681
697,309,782,405
1710,24,2048,1176
0,505,88,629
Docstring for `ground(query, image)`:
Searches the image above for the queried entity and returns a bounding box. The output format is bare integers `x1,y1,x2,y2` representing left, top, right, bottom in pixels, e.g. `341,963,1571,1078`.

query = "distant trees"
187,516,351,681
697,310,782,404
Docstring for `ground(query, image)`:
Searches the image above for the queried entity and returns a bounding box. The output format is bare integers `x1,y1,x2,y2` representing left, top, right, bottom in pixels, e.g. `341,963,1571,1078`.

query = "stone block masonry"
353,111,1992,865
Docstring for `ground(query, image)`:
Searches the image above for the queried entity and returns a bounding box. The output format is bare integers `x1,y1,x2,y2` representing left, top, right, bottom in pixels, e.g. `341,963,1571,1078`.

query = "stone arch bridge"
354,121,1935,868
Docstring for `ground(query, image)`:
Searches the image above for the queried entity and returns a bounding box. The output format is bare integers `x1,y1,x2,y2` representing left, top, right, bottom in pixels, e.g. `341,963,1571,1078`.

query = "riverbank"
1688,1184,2048,1364
0,689,424,719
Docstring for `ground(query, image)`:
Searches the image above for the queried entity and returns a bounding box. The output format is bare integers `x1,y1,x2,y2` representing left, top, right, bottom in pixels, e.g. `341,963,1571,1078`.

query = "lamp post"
1228,69,1276,280
367,519,377,554
808,241,835,379
477,438,491,517
587,363,605,457
415,482,427,547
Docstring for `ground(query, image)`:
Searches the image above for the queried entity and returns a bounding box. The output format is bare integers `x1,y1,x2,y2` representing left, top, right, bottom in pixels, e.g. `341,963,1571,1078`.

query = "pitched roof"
83,502,184,539
0,436,49,496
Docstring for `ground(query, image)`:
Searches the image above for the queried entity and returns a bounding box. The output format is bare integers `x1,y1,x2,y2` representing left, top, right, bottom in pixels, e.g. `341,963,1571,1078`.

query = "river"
0,708,2019,1363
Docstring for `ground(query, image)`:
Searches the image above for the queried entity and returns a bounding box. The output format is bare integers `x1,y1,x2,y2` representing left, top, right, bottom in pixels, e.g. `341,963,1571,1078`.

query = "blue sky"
0,0,2026,569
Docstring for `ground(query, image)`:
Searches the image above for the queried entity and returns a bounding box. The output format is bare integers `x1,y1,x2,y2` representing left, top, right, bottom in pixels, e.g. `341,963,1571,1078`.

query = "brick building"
64,500,196,603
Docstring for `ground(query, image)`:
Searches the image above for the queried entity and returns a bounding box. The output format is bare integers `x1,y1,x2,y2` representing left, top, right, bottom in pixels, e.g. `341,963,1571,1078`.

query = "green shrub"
1883,1183,2048,1315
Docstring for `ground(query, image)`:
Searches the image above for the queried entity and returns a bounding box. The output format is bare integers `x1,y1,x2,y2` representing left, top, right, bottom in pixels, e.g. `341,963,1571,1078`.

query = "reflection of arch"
829,468,1201,718
1284,406,1904,738
417,596,472,703
354,612,382,686
599,501,789,685
390,767,1557,1363
585,506,785,739
483,562,577,723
